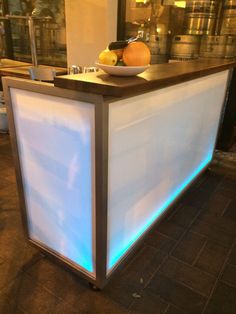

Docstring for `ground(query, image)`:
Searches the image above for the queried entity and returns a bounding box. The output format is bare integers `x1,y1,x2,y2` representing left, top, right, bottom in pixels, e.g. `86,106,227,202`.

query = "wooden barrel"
225,36,236,58
170,35,200,60
221,0,236,35
148,34,170,64
200,35,227,58
184,0,217,35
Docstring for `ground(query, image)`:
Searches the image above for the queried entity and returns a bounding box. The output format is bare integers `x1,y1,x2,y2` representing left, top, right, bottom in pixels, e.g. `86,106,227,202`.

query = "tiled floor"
0,133,236,314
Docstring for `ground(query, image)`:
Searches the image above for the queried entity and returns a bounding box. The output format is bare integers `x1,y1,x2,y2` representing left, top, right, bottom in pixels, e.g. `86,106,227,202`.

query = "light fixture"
174,1,186,8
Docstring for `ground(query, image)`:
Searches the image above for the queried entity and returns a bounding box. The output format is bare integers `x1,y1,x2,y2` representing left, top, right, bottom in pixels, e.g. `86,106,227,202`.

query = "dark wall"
217,69,236,151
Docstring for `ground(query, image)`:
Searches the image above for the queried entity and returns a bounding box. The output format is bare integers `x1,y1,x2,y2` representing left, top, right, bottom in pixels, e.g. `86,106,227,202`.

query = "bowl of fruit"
96,39,151,77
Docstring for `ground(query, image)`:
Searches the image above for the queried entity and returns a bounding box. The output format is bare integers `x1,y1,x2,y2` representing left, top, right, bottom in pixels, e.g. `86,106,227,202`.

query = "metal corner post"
2,77,30,239
28,16,38,67
94,99,109,288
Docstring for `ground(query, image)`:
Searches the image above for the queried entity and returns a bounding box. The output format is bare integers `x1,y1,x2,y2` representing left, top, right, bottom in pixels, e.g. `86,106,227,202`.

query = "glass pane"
121,0,236,64
10,88,96,276
6,0,66,66
107,70,229,272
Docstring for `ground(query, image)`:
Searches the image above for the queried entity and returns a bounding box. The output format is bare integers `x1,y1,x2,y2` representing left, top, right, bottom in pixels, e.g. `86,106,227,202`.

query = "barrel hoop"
173,41,199,45
224,5,236,9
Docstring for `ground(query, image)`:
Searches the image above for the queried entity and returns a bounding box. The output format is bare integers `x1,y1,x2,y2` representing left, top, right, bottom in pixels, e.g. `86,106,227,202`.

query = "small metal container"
68,65,83,75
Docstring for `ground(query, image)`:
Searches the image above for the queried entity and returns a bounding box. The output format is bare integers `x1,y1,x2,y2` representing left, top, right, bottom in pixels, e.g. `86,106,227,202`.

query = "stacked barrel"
170,0,236,61
184,0,217,35
221,0,236,34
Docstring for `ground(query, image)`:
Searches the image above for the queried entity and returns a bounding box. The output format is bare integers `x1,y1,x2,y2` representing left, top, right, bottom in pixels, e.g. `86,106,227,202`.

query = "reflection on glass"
0,22,4,65
122,0,236,64
6,0,66,66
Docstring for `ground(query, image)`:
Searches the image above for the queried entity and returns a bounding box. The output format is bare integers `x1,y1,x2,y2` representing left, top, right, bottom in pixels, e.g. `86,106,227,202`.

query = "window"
0,0,66,67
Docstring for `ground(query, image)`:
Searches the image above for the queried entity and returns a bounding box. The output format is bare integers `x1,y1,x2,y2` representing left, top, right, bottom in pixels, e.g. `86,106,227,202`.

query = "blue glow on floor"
108,152,213,270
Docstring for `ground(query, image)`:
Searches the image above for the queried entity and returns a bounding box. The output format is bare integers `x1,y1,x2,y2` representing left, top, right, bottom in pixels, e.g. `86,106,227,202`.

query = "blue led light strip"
108,152,213,270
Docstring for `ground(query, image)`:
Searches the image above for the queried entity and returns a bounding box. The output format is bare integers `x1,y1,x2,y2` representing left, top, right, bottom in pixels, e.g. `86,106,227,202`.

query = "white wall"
65,0,118,67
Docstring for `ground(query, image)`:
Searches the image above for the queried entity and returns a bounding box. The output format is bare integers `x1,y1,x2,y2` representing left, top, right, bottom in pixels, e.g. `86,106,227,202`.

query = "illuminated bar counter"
3,59,236,289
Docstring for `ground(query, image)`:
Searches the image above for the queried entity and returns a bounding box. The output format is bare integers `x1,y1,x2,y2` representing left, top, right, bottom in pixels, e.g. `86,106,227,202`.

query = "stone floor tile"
223,200,236,221
25,258,61,284
204,282,236,314
212,166,236,180
219,177,236,193
159,257,215,296
197,171,222,194
0,273,61,314
0,289,25,314
171,231,206,265
102,275,143,308
168,204,200,228
53,287,128,314
0,178,10,190
220,264,236,287
1,167,17,184
194,240,229,276
0,241,39,289
147,272,206,314
180,187,213,209
145,231,177,253
197,195,236,237
197,212,236,238
0,209,23,232
191,219,235,247
128,290,168,314
0,196,19,212
228,248,236,266
43,266,89,300
0,232,20,260
201,193,230,218
122,245,167,287
165,304,188,314
156,220,185,240
124,245,160,274
0,184,17,200
217,186,236,201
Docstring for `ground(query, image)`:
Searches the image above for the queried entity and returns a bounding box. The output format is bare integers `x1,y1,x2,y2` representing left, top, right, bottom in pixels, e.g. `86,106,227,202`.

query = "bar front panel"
107,70,229,273
10,88,96,277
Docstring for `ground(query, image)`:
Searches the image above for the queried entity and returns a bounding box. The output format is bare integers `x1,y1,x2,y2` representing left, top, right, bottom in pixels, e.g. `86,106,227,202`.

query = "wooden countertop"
54,59,236,97
0,58,31,68
0,64,67,79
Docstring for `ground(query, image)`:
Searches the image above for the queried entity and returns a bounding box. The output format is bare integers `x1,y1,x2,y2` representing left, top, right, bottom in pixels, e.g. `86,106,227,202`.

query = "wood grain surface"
0,64,67,79
54,59,236,97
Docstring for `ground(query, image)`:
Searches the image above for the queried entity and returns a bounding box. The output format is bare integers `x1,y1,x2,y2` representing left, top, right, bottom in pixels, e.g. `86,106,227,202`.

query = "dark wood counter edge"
54,60,236,98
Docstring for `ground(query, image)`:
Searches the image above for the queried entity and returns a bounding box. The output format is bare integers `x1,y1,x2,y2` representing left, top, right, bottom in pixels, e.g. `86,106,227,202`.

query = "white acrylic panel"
10,88,95,276
107,70,229,272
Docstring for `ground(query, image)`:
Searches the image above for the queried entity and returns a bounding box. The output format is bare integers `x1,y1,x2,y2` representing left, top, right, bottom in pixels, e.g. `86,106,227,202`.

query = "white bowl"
95,63,149,77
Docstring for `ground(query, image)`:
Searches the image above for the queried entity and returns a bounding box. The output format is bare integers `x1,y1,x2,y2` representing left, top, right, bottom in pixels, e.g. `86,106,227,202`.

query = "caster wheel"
89,282,100,291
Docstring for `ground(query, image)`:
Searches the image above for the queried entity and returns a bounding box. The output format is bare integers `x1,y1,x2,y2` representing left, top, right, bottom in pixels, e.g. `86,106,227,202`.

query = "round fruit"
99,49,117,66
123,41,151,66
112,49,124,60
116,60,126,66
